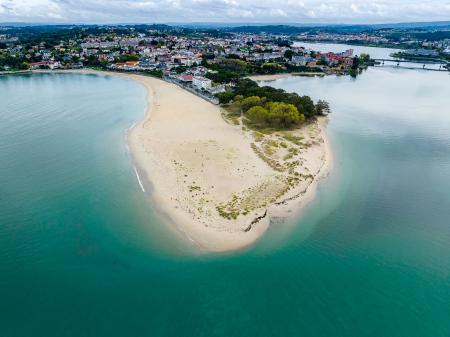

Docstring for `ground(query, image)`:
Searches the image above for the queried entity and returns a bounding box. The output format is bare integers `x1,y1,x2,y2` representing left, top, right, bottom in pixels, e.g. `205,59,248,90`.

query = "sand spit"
126,74,331,251
52,70,332,252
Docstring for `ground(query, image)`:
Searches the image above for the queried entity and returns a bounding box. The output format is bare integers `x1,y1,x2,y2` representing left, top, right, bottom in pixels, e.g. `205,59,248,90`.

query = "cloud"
0,0,63,19
0,0,450,23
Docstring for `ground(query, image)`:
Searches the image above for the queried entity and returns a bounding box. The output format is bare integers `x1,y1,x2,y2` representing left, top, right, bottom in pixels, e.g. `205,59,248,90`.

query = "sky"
0,0,449,25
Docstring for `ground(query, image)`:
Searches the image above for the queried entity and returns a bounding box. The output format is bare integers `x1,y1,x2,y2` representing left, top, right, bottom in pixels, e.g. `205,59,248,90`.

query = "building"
192,76,212,90
411,49,440,57
319,52,344,65
291,55,312,66
338,49,354,58
28,61,60,70
208,84,226,95
177,74,193,82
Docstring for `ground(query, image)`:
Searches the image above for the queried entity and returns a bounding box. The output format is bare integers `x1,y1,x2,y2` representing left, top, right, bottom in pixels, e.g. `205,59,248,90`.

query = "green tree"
359,53,371,63
267,102,304,127
260,62,283,74
315,100,331,115
352,56,360,69
284,50,294,60
246,106,269,126
216,91,235,104
240,96,261,111
115,54,139,62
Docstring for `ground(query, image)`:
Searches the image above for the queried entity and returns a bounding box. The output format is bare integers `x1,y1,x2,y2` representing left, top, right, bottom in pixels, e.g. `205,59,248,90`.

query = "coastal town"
2,25,449,102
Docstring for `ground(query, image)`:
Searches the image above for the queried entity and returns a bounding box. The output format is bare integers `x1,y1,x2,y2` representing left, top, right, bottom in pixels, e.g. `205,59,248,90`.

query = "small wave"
133,167,145,193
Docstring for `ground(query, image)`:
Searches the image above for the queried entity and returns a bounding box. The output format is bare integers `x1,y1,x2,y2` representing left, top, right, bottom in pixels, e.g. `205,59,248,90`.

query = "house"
337,49,354,58
28,61,60,70
177,74,193,82
192,76,212,90
124,61,139,67
343,58,354,66
291,55,312,66
319,52,344,65
109,61,140,70
208,84,226,95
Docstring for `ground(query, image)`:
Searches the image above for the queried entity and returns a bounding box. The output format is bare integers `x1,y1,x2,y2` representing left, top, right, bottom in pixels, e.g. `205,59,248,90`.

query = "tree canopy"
233,92,307,129
230,78,326,119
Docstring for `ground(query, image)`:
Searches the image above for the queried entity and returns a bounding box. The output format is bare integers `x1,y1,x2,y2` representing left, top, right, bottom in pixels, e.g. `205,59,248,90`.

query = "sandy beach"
55,69,331,251
122,73,332,251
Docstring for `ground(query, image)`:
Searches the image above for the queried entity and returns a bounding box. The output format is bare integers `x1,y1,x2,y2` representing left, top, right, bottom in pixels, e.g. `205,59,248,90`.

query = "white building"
208,84,226,95
291,55,309,66
192,76,212,90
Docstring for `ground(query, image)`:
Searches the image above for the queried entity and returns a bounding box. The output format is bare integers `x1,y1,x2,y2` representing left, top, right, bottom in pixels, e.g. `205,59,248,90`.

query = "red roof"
29,61,55,66
180,74,193,81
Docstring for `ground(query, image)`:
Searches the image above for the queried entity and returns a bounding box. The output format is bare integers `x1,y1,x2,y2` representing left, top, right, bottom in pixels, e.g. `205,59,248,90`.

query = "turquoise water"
1,69,450,336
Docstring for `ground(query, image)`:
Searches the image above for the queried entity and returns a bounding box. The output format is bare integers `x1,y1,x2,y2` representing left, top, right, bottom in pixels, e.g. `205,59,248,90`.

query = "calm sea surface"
293,41,402,59
293,41,446,70
1,57,450,336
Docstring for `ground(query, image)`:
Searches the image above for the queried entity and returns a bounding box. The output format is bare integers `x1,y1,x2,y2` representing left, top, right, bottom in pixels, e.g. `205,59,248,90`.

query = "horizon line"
1,20,450,27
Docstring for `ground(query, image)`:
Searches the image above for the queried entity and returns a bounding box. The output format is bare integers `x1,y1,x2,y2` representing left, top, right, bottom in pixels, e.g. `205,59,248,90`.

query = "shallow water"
1,66,450,336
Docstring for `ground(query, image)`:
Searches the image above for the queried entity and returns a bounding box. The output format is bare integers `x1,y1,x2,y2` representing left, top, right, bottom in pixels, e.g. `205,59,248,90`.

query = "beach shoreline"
37,69,332,252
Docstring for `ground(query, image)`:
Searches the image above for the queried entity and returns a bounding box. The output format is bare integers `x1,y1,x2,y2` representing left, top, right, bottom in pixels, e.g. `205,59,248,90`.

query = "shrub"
246,102,305,128
266,102,305,128
240,96,262,111
216,91,235,104
247,106,269,127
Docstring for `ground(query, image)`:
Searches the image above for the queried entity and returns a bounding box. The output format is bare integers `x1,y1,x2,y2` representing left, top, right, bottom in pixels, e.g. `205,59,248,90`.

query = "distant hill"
223,22,450,34
224,25,374,34
371,21,450,29
1,21,449,32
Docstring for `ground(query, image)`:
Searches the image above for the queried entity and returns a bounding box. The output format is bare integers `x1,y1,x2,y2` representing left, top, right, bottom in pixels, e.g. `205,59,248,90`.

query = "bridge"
371,58,449,71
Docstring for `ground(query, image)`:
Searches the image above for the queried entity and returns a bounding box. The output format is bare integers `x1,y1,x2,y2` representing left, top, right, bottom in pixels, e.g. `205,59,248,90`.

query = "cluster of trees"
348,53,372,77
205,57,253,83
205,56,297,82
259,62,284,74
144,69,164,78
0,51,28,70
83,55,107,69
203,51,330,83
236,96,305,128
234,79,324,118
114,54,140,62
217,79,330,128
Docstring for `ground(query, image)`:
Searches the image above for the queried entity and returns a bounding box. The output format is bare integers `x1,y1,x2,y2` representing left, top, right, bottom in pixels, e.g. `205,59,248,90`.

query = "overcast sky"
0,0,449,24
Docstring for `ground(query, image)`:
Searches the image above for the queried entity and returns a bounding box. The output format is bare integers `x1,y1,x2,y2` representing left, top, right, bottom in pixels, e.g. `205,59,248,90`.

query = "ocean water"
1,68,450,337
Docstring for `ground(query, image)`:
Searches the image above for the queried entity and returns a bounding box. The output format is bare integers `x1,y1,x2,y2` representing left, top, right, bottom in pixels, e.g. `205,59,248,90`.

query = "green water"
1,69,450,337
